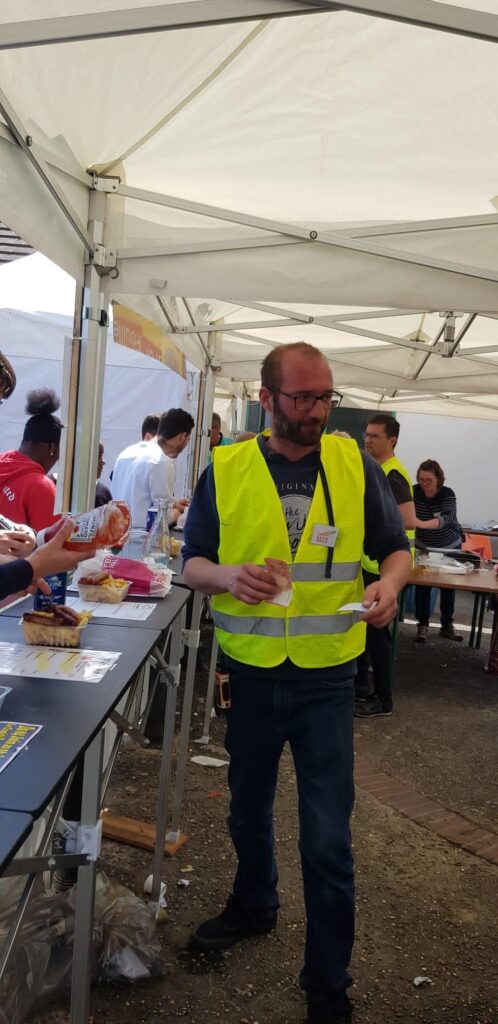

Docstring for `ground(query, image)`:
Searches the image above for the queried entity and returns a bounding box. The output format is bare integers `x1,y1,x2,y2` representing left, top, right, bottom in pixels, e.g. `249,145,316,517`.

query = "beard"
273,400,325,447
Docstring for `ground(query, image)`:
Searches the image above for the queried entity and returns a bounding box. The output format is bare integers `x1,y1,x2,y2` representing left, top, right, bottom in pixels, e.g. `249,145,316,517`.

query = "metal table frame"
0,590,188,1024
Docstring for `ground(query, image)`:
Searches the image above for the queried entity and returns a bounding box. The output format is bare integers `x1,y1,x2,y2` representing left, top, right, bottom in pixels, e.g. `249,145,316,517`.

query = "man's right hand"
224,563,279,605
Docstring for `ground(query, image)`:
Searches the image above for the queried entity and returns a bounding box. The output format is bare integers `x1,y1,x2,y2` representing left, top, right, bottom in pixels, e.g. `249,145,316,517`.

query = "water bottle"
143,498,171,564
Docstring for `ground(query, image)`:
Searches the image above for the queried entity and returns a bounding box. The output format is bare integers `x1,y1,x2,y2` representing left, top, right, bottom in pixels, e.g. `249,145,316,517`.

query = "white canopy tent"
0,1,498,502
0,307,198,497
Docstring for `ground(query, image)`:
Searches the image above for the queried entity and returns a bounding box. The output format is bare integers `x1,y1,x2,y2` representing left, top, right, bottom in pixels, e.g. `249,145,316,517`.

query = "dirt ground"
32,591,497,1024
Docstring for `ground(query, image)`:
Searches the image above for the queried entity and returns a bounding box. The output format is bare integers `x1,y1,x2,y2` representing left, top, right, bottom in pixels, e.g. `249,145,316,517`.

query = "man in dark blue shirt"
183,342,410,1024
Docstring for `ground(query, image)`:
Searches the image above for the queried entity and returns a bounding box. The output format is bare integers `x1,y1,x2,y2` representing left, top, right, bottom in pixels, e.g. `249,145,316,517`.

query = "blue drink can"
146,506,158,533
34,571,68,610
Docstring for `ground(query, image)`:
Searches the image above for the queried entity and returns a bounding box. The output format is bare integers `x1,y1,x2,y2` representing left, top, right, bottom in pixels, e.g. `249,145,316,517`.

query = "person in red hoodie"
0,388,62,532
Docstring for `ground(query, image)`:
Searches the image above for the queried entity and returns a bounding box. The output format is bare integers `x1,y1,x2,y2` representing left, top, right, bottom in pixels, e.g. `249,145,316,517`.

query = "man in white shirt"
111,409,194,528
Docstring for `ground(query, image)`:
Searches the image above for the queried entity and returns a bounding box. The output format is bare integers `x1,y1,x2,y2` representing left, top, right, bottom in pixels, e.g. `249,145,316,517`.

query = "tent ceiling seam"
99,20,270,175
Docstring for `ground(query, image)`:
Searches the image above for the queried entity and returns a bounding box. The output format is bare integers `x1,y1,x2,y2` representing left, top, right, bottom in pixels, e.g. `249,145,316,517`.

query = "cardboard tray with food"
21,605,91,648
78,571,130,604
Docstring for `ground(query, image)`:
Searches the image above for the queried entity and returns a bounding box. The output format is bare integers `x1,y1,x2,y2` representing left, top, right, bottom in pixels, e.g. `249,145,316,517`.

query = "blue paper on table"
0,720,42,774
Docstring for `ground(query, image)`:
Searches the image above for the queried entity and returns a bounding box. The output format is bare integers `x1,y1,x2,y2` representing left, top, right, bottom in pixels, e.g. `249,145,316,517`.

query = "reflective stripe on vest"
362,454,415,574
212,610,356,637
211,434,366,669
290,561,360,582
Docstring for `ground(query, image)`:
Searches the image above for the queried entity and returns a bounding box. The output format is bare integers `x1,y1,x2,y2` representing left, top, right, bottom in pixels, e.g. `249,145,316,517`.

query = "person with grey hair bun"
0,388,62,531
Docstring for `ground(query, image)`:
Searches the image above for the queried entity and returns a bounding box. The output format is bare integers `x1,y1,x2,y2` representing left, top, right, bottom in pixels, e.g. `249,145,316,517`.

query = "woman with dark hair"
413,459,464,643
0,389,62,531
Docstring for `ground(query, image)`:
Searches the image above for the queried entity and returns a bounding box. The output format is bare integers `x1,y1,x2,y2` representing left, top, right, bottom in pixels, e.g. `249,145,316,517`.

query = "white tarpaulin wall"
0,0,498,447
0,308,198,496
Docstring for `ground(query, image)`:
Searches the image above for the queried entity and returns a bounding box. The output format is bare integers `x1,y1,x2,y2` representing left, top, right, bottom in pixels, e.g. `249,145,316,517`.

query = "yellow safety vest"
211,434,366,669
362,454,415,574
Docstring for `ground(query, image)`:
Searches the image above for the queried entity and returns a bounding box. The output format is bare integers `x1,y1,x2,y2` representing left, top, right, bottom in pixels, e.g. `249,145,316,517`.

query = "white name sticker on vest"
311,524,339,548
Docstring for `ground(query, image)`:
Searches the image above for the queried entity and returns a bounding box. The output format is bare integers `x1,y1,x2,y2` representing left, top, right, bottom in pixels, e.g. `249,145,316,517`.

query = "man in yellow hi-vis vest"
183,343,411,1024
355,414,415,719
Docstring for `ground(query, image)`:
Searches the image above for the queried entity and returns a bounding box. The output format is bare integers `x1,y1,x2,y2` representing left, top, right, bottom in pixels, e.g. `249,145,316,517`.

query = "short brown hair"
158,408,194,439
368,413,400,442
417,459,445,487
141,413,160,439
261,342,326,390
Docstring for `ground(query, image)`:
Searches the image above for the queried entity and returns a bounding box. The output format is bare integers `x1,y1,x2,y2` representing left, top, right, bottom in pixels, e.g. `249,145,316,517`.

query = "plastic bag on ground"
0,871,164,1024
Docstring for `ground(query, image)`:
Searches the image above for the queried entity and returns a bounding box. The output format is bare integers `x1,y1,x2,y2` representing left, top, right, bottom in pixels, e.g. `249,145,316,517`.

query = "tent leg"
70,190,109,512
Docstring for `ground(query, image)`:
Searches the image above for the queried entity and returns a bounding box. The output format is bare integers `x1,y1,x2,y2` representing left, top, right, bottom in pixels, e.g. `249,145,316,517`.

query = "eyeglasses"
270,388,342,411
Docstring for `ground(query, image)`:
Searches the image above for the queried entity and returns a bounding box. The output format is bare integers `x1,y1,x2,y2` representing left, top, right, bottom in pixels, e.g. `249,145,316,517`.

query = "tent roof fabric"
1,1,498,417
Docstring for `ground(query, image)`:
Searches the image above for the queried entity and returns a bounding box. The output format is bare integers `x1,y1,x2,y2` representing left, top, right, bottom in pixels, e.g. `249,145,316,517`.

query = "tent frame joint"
84,306,109,328
89,242,118,277
90,172,121,194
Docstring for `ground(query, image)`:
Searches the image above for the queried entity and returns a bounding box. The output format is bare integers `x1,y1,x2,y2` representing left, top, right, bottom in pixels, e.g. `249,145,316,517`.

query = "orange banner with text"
112,302,186,379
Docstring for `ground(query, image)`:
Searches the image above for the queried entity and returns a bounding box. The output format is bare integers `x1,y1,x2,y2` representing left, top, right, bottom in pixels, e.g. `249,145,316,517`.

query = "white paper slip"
338,602,378,614
267,588,292,608
191,755,229,768
0,641,121,683
66,597,157,621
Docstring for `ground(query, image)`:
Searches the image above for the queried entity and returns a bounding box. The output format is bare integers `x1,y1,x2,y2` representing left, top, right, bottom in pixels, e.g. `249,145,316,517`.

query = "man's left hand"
361,578,398,628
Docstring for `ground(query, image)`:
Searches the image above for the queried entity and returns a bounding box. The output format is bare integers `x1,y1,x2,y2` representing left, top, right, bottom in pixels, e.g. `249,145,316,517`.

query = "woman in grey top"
413,459,464,643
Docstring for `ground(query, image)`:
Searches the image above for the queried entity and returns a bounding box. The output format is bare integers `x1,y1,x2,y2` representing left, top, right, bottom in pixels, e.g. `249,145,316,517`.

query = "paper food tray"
78,581,130,603
22,619,88,647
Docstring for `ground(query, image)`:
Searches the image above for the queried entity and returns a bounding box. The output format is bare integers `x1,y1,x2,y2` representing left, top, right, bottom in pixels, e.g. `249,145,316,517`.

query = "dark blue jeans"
225,668,355,994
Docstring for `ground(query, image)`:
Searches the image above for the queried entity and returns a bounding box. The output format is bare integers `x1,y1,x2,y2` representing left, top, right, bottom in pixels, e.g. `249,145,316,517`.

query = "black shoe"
307,989,353,1024
415,624,429,643
354,696,392,718
439,623,463,641
190,896,277,951
354,693,372,704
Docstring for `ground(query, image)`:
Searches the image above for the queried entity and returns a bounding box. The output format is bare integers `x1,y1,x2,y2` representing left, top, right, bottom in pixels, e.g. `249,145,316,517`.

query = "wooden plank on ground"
101,810,187,856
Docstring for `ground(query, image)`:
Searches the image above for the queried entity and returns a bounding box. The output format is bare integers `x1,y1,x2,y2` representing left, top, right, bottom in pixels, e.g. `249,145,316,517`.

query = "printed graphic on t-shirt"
280,493,313,555
271,477,315,556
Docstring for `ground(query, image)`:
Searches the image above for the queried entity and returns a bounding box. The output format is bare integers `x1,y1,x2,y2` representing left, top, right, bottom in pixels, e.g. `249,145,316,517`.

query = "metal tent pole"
70,190,109,512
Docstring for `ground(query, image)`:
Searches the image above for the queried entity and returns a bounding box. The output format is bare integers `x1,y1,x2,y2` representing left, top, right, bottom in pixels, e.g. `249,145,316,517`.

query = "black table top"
0,617,163,815
1,586,189,633
0,809,33,874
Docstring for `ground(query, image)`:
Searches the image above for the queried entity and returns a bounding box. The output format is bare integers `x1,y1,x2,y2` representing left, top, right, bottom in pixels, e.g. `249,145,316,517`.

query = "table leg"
70,730,104,1024
476,594,487,650
469,592,479,647
170,590,202,831
196,633,218,746
389,586,406,686
149,613,183,914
